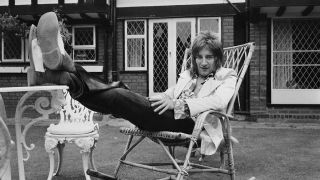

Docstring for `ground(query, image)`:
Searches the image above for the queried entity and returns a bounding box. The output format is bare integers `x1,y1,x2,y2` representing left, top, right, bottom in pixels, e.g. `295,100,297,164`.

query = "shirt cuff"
174,99,191,119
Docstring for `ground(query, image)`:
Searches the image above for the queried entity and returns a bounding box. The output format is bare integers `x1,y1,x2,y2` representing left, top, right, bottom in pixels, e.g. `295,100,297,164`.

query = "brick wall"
0,74,27,117
222,17,234,48
116,20,148,96
96,26,106,66
249,20,320,122
249,21,268,114
116,21,124,72
119,73,148,96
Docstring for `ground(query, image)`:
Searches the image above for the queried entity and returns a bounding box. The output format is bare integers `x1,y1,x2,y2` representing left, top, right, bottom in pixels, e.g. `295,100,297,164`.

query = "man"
28,12,237,155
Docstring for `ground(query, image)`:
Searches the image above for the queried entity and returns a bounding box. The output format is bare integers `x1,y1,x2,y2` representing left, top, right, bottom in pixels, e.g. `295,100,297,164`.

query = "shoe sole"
37,12,62,70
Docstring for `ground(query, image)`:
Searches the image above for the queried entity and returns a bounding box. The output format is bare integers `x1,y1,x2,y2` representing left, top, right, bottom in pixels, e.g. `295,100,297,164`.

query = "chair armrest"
191,110,232,140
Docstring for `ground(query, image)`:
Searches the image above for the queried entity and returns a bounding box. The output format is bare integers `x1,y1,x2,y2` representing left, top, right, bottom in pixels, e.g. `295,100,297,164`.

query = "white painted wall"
0,0,8,6
117,0,245,7
38,0,58,4
15,0,31,5
65,0,78,4
0,66,103,73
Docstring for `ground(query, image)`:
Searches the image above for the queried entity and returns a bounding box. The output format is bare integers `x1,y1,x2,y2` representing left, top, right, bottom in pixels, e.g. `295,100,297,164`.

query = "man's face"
195,48,216,77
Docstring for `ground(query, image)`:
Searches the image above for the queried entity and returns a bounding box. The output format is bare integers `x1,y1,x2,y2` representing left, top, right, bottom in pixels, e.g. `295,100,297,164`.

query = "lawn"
6,122,320,180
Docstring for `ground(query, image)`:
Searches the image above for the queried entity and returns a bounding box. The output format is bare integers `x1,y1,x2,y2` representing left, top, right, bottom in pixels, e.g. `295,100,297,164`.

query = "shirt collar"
193,72,215,85
193,72,215,80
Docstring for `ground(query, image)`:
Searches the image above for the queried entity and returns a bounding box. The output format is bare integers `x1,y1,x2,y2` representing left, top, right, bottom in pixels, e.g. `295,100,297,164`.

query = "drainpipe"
111,0,118,81
245,0,250,42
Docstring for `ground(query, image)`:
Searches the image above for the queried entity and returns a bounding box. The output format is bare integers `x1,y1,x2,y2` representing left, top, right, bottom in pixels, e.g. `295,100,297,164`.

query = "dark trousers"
69,64,195,134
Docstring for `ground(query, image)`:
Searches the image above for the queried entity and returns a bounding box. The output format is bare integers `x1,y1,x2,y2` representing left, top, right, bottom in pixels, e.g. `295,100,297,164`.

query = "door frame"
148,18,196,96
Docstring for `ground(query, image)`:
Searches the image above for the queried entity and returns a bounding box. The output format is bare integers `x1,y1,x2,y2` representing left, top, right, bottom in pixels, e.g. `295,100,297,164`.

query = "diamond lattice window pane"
72,26,96,61
199,18,219,33
74,27,94,46
127,38,145,67
3,32,22,60
74,49,95,61
153,23,168,92
273,19,320,89
176,22,191,79
65,38,73,57
65,27,73,55
127,21,145,35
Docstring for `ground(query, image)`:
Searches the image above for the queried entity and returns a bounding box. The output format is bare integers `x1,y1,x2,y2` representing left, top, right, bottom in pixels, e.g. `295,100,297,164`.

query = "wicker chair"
45,90,99,180
88,42,255,180
0,116,14,180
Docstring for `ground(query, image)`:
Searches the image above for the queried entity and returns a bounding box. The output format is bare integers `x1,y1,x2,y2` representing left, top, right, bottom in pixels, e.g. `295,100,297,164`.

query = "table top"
0,85,68,93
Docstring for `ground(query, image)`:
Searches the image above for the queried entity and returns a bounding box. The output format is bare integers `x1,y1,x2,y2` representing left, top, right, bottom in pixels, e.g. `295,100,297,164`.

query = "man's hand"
149,94,174,115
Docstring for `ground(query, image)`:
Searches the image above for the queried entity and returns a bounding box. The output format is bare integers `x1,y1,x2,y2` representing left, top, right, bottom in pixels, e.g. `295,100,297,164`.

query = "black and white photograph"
0,0,319,179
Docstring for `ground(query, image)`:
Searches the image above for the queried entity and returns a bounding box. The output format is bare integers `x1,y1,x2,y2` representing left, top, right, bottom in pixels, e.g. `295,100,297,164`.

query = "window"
271,18,320,104
1,32,24,62
125,20,147,71
198,17,221,40
72,25,96,62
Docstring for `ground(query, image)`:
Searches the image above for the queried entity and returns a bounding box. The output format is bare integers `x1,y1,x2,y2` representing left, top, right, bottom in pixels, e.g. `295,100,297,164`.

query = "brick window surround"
71,25,96,62
271,18,320,104
1,32,24,62
124,20,147,71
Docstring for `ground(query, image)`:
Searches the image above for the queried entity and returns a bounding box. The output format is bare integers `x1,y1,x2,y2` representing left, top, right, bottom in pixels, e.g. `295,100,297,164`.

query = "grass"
5,123,320,180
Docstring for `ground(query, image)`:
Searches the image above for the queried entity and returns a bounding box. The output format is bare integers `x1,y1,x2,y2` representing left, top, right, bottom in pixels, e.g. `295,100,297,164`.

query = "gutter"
111,0,118,81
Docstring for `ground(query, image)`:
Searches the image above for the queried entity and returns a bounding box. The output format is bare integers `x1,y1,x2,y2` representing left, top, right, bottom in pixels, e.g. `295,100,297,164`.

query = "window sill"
271,89,320,105
0,66,104,73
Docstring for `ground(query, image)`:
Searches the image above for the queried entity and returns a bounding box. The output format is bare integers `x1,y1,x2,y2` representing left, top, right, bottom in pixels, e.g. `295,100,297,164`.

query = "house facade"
0,0,249,118
1,0,318,122
0,0,113,117
115,0,248,109
248,0,320,122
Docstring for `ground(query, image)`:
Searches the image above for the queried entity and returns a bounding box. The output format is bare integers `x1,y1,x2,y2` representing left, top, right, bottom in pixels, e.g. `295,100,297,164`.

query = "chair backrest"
181,42,255,115
223,43,255,114
0,116,12,178
58,90,95,126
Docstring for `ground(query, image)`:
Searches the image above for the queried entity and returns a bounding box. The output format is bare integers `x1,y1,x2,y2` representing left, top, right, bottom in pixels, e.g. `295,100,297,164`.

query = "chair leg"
227,143,235,180
89,146,97,171
54,143,65,176
168,146,176,159
176,140,195,180
75,137,96,180
44,137,58,180
220,148,225,169
114,135,134,177
47,152,55,180
82,151,91,180
191,151,196,158
168,146,177,169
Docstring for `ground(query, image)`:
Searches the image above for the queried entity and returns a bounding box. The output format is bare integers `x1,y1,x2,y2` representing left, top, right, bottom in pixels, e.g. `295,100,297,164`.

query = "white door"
148,18,196,96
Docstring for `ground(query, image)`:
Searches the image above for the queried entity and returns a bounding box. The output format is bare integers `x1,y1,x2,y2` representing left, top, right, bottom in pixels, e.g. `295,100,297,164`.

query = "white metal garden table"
0,85,68,180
